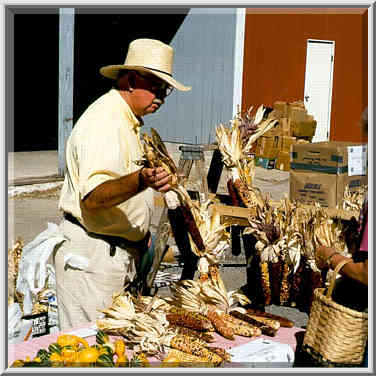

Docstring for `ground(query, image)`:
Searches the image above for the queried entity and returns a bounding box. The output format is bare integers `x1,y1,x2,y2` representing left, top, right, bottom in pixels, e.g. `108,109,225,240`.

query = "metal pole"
58,8,74,177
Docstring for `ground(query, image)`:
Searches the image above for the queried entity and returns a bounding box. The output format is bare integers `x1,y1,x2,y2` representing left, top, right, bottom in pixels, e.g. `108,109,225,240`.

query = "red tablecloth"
8,322,305,367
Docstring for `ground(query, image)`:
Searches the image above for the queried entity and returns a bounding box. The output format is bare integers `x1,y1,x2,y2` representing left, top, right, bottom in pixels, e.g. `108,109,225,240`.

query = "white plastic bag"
8,303,22,340
227,338,295,367
16,222,67,315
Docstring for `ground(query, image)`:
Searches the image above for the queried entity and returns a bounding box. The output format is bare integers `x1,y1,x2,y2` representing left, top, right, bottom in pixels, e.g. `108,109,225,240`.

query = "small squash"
96,353,115,367
10,359,25,368
49,352,64,367
48,342,62,355
76,347,100,366
57,334,89,350
96,330,115,353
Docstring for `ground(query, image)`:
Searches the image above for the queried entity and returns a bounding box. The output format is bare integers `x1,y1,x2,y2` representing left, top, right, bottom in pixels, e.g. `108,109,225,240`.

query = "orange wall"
242,8,368,142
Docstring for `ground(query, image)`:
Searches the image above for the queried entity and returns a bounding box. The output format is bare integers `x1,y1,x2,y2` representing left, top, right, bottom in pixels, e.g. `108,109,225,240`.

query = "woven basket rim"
314,288,368,319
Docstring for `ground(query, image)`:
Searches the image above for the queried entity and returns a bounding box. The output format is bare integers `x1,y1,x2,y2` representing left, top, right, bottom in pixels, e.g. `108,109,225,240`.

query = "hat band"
142,66,172,77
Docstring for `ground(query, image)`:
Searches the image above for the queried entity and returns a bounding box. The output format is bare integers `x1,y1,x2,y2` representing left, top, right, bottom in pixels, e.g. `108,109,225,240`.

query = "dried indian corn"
168,324,215,343
260,261,272,305
166,308,213,331
205,310,234,340
169,334,223,365
219,312,262,337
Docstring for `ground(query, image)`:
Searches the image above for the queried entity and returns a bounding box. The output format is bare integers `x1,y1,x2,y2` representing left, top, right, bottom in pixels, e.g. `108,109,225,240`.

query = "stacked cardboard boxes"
289,141,368,208
255,100,315,170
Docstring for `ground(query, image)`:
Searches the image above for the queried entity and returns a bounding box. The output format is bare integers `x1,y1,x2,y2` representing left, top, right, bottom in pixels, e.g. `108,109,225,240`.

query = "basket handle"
326,258,352,298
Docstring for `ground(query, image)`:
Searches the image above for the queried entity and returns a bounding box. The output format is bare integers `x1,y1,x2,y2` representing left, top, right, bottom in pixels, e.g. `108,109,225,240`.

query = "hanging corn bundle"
342,184,367,212
243,197,282,306
215,105,278,210
139,128,204,248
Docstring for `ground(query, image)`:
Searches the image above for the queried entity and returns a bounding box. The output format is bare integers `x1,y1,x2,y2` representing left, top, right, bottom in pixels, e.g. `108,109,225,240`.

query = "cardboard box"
288,105,307,123
280,136,297,152
291,141,368,175
263,122,282,137
275,150,290,171
280,117,291,136
289,170,368,208
273,101,288,117
256,136,280,159
258,157,276,170
291,120,317,138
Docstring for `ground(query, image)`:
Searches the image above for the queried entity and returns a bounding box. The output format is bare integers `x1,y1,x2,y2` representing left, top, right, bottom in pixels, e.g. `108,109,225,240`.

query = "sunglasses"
135,71,174,97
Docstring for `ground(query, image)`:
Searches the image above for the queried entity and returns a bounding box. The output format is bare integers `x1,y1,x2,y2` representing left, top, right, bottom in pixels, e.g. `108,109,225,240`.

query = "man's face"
130,71,173,117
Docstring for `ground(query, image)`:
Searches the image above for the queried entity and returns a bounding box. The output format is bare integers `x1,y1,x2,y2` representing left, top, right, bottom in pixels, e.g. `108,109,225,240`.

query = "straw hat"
100,38,191,91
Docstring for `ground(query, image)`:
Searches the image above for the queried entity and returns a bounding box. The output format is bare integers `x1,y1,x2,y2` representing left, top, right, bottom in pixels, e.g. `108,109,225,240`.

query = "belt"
63,212,150,257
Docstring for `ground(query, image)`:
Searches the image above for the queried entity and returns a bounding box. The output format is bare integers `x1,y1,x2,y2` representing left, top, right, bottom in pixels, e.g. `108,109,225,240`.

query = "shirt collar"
111,89,142,131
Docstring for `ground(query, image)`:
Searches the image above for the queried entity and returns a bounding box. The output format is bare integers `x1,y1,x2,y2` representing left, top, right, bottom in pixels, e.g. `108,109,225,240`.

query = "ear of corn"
168,324,215,343
169,333,223,365
243,313,280,330
205,310,234,340
208,347,232,363
219,312,261,337
260,261,272,305
166,308,213,331
230,310,277,337
163,349,213,367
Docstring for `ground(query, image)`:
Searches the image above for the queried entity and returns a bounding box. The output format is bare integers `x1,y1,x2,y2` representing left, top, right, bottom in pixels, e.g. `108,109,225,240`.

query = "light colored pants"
53,219,138,331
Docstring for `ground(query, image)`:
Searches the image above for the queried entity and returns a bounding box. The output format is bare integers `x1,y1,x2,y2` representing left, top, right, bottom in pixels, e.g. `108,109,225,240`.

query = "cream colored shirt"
58,89,154,241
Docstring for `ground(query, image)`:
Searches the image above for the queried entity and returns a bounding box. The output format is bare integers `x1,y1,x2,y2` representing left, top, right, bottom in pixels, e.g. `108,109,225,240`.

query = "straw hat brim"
100,65,191,92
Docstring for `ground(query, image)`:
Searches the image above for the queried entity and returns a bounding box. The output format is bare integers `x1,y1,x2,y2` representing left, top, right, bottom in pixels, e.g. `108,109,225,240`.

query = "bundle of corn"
167,268,258,340
97,292,224,366
8,238,23,307
138,128,206,273
186,196,233,273
216,105,278,209
342,184,368,212
243,197,282,306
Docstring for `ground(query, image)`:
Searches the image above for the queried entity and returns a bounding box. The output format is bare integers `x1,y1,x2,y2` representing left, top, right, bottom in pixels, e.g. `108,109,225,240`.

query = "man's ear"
117,71,134,91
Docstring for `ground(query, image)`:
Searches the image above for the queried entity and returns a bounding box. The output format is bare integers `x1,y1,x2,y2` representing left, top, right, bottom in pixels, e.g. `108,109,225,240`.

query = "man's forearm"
82,169,144,211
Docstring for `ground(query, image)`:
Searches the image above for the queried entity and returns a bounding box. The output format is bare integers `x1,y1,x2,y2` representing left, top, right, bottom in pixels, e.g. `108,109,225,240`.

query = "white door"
304,39,335,142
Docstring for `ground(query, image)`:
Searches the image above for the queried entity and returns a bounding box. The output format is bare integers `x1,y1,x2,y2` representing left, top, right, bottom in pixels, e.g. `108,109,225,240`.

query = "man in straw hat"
55,38,191,330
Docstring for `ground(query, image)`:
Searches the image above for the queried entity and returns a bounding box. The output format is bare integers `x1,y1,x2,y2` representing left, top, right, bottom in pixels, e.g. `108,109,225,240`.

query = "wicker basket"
303,259,368,365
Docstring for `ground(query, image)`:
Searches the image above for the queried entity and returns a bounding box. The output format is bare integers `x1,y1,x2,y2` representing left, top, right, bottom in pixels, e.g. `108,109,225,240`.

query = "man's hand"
140,167,172,193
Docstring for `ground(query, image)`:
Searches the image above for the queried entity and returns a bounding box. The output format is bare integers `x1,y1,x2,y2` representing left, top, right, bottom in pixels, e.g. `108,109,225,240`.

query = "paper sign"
348,145,367,176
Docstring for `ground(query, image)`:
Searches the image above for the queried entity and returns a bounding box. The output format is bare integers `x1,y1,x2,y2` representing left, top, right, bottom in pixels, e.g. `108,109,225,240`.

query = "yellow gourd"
49,352,63,367
114,339,126,357
77,347,100,365
61,347,77,365
57,334,89,350
115,354,128,367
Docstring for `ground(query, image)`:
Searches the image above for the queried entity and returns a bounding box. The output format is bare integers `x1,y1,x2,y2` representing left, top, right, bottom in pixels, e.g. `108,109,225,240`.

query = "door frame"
304,38,335,142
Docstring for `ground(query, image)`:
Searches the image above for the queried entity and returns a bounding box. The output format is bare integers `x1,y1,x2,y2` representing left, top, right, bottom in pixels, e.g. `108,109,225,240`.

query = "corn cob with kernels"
205,310,234,340
163,349,213,367
279,261,291,306
166,310,213,331
208,347,232,363
169,334,223,365
260,261,272,305
168,324,215,343
219,312,262,337
230,310,277,336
